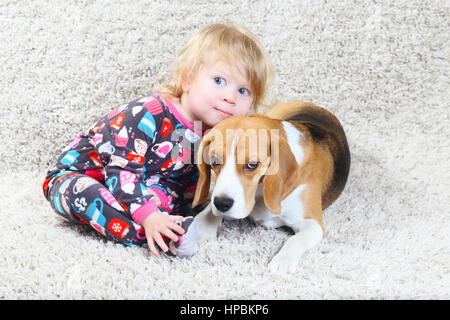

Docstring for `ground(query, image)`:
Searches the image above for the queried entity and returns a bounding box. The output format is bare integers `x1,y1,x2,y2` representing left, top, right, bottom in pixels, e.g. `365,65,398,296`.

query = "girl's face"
180,57,254,129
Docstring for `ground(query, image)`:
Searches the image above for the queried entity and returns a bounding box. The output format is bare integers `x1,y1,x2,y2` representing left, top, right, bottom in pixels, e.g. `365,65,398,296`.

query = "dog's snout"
213,196,234,212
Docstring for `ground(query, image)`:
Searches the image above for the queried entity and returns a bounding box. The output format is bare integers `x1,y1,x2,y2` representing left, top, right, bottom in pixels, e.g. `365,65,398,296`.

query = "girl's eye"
214,77,226,85
238,88,250,96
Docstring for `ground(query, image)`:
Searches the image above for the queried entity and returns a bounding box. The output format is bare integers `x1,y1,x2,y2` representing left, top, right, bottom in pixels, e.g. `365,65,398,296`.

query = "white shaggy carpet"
1,0,449,299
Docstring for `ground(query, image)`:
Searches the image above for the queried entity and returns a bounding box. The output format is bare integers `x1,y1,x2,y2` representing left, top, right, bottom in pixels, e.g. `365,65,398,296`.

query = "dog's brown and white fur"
191,101,350,274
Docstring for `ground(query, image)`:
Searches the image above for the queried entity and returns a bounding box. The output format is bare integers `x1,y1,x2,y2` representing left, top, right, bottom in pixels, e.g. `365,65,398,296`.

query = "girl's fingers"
147,238,160,257
161,227,179,243
169,221,185,235
167,215,185,235
144,215,188,256
153,232,169,253
169,215,184,222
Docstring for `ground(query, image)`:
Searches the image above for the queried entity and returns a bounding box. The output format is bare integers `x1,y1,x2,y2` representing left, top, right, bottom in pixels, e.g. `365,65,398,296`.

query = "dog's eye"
244,161,259,172
210,156,222,168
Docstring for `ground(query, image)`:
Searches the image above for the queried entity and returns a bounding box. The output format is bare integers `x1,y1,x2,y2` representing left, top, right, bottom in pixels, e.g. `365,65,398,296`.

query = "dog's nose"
213,196,234,212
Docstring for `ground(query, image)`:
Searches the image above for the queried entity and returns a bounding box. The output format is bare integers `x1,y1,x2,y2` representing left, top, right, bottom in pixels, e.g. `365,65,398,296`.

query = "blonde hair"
158,23,274,111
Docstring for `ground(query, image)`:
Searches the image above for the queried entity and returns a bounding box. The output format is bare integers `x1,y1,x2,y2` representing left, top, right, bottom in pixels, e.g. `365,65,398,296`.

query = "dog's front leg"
176,203,222,258
193,203,223,244
268,219,323,274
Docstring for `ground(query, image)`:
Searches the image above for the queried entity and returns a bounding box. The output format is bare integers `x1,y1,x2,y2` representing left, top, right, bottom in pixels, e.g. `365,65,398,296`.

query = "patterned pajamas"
43,93,203,248
47,172,148,246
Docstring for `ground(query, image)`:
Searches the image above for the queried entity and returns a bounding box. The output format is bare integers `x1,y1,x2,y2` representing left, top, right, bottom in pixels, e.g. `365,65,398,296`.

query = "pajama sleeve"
94,98,168,225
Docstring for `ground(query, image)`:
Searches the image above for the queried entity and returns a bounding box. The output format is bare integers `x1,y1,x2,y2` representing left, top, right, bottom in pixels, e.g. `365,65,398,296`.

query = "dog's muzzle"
213,196,234,213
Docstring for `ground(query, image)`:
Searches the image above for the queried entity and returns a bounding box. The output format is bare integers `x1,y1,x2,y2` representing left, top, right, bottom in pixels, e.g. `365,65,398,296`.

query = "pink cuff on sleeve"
131,200,158,225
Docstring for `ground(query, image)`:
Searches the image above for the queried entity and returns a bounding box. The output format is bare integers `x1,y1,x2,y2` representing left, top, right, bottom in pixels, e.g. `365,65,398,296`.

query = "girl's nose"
221,88,236,105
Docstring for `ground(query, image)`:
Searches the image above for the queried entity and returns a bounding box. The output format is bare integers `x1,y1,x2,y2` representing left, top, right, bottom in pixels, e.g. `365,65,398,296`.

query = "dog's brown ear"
263,136,299,214
192,132,212,208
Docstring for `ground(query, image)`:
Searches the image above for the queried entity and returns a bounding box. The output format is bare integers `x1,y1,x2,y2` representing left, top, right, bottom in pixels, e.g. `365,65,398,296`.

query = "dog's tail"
265,101,351,209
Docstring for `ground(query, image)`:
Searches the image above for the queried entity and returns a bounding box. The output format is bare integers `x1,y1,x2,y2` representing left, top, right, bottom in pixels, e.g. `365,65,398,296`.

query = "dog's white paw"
268,220,323,274
268,250,300,274
193,203,222,244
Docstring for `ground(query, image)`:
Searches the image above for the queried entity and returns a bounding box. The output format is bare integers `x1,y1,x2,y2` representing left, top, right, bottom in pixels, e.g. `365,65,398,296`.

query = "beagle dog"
191,100,350,274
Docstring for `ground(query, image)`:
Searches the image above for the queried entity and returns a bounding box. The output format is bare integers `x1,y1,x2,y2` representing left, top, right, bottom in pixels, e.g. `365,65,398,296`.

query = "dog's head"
192,114,299,219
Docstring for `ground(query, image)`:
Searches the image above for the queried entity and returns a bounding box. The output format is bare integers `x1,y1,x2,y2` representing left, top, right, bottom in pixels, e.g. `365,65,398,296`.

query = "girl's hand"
141,212,185,256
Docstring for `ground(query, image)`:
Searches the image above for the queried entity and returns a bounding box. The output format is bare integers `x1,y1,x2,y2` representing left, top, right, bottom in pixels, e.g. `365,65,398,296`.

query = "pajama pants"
46,172,149,247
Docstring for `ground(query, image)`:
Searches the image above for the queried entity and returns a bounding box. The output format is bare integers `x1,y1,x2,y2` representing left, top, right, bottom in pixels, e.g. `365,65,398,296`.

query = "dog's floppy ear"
263,136,299,214
192,132,213,208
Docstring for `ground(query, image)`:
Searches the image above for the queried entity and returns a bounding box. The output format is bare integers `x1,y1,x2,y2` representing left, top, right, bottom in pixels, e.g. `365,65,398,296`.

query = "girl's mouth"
215,107,232,117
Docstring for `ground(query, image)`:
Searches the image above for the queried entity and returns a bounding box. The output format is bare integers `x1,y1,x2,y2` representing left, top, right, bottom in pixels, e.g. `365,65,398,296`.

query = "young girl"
42,23,274,257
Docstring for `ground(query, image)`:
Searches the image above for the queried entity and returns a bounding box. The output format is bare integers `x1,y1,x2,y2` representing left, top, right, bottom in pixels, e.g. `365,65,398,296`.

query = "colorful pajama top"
44,93,203,224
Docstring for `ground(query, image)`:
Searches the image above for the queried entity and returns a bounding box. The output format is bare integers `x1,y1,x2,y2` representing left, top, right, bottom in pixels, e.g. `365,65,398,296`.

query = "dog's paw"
194,204,222,244
268,250,300,275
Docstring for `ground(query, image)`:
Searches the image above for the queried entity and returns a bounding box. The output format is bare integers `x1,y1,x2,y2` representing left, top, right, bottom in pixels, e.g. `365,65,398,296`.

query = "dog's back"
265,101,351,209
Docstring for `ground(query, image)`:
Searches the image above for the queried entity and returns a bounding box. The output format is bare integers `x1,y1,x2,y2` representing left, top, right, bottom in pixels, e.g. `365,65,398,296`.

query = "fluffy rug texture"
1,0,449,299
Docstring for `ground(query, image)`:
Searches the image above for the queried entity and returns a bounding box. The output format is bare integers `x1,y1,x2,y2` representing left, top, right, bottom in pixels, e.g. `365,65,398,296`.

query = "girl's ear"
181,74,192,93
